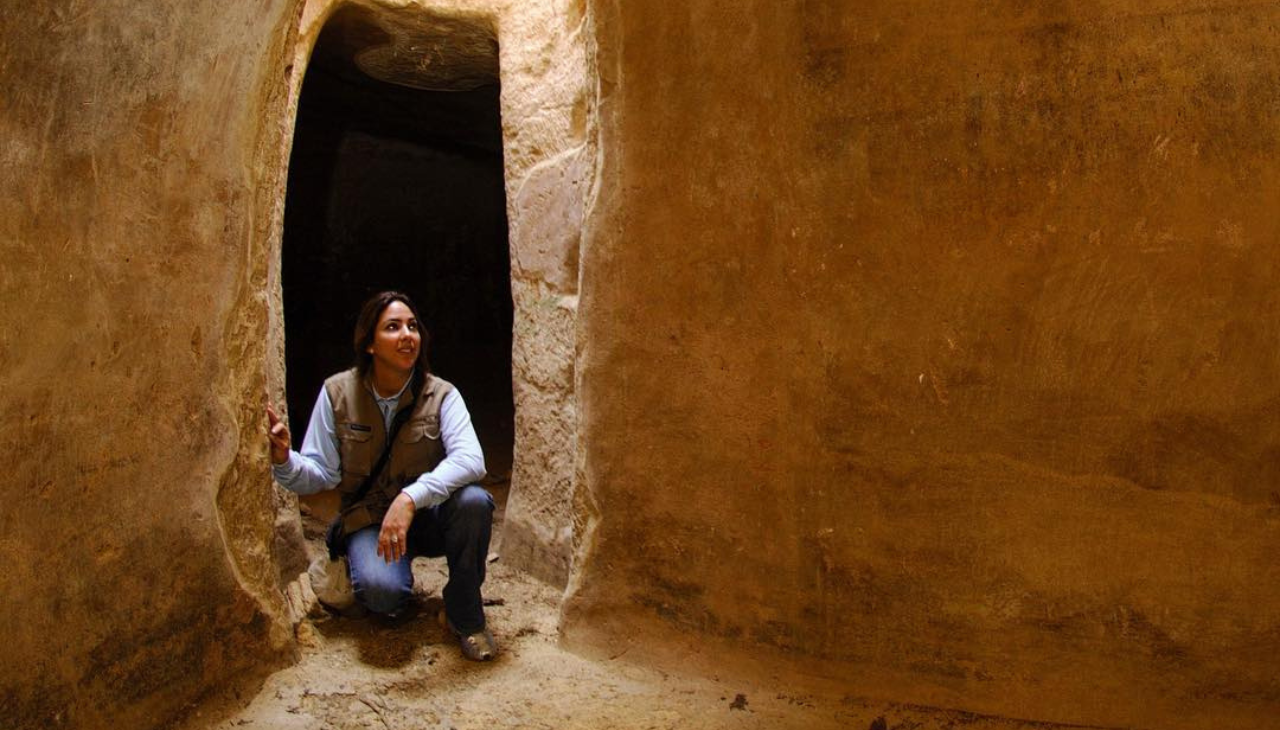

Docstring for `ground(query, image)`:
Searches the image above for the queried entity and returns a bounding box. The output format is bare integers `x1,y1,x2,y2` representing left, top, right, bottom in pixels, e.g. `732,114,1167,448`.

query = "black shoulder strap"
326,404,416,560
347,404,415,507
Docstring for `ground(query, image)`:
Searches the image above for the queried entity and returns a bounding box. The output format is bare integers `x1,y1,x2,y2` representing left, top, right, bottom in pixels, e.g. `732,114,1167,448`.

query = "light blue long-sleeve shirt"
271,375,486,510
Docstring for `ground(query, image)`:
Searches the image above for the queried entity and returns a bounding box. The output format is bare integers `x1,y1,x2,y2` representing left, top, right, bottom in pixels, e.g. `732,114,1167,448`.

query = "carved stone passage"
269,0,588,591
10,1,1280,729
282,5,514,495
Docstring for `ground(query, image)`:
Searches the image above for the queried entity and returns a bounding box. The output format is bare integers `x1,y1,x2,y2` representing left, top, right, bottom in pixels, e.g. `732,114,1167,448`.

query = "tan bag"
307,555,355,611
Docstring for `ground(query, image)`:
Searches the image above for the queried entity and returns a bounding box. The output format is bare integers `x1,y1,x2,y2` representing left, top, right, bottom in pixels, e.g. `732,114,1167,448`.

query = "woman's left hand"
378,492,416,563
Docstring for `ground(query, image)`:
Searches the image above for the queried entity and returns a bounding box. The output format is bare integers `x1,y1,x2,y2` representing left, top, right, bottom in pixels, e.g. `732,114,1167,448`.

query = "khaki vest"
324,367,453,534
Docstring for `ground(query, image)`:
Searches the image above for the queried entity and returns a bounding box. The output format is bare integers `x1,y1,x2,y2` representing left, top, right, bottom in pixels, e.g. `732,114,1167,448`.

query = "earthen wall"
567,2,1280,728
0,2,304,727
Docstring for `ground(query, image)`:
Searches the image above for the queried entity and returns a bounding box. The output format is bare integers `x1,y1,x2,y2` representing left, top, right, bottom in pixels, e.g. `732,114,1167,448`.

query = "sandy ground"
182,485,1081,730
186,560,1081,730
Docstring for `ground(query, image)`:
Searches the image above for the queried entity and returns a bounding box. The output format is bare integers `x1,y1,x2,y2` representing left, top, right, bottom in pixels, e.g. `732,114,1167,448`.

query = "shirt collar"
365,368,416,404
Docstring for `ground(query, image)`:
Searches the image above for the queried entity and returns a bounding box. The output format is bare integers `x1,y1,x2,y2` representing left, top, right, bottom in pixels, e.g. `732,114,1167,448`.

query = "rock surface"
0,1,304,727
490,0,593,588
565,1,1280,728
6,0,1280,728
2,0,587,726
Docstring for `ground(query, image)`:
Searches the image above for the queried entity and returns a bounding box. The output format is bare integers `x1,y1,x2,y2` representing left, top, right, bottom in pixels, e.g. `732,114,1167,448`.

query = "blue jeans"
345,485,494,632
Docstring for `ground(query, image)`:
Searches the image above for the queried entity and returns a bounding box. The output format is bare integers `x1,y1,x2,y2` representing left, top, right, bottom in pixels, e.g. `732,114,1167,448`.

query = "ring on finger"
390,535,399,544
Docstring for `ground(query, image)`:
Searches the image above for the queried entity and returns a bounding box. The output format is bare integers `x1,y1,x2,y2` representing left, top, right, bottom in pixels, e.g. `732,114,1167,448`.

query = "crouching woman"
267,290,496,660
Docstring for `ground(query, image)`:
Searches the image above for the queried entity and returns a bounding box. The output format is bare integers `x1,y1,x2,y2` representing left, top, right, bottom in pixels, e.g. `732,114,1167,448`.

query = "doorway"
281,6,513,500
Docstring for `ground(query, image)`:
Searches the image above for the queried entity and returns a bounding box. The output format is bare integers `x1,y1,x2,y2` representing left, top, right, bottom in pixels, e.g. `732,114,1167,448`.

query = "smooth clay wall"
0,2,303,728
567,1,1280,728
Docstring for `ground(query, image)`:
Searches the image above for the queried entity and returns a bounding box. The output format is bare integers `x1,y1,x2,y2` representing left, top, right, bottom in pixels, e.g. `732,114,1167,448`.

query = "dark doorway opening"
282,9,513,490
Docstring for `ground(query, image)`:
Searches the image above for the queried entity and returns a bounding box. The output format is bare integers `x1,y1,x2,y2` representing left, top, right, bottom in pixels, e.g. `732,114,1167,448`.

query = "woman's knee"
355,572,411,615
444,485,494,531
451,485,494,516
346,528,412,615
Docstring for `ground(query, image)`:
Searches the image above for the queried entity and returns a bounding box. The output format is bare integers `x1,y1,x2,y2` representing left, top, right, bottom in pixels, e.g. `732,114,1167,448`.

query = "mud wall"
0,2,303,728
568,1,1280,728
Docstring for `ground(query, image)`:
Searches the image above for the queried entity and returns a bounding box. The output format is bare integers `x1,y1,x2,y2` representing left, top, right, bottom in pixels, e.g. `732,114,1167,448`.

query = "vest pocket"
405,418,441,442
397,418,443,479
337,423,374,477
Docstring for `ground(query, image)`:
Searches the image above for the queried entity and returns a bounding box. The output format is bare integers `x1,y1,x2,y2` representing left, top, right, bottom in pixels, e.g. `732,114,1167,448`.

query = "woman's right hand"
266,403,291,465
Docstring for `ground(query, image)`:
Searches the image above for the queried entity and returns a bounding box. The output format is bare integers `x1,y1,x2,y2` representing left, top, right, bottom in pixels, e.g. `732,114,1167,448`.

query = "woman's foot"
439,609,497,661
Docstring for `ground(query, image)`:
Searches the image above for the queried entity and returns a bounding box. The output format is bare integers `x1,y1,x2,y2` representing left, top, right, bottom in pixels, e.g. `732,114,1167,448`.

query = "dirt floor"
181,485,1082,730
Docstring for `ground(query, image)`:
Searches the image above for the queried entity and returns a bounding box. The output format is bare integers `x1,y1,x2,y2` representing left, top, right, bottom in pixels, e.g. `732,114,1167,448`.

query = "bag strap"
327,400,416,561
326,375,425,560
347,401,415,507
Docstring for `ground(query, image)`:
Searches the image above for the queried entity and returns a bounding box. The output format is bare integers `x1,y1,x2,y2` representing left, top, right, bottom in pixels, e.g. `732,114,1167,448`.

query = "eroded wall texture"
1,0,587,726
567,1,1280,728
0,2,302,727
493,0,593,587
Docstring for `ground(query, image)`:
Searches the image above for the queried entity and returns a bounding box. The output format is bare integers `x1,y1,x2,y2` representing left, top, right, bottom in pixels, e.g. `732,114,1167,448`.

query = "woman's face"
366,300,421,378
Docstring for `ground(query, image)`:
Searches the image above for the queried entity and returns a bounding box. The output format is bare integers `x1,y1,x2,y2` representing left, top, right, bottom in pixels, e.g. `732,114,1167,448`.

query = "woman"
267,291,496,661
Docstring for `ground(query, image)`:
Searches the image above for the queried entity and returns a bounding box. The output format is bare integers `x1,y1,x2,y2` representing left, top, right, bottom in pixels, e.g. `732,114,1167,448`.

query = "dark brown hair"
352,291,430,377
